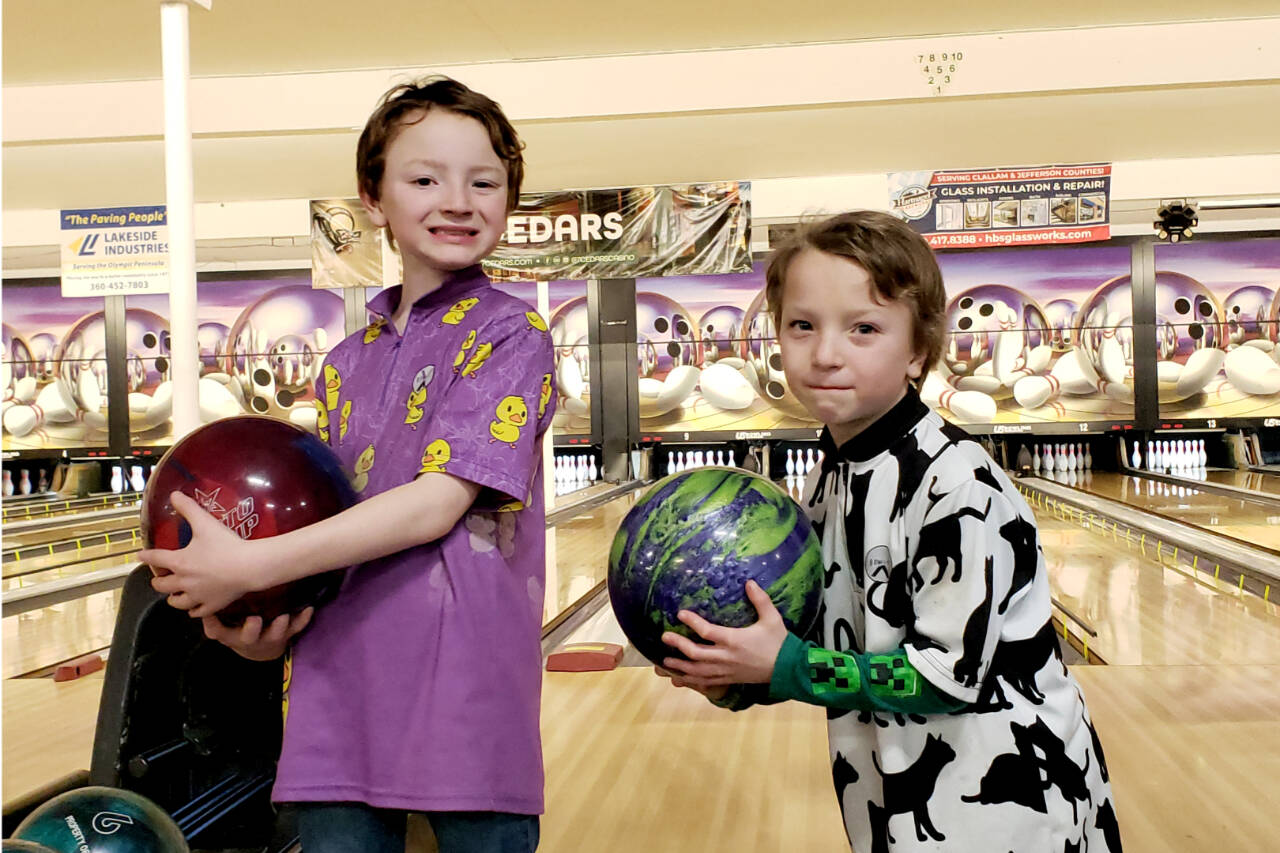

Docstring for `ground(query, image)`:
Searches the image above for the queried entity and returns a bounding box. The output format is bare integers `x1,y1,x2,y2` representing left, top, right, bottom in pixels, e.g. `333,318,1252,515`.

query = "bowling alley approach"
5,4,1280,852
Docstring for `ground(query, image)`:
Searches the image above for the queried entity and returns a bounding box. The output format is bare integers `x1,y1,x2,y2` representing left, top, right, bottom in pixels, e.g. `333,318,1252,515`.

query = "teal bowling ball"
14,786,188,853
609,468,823,666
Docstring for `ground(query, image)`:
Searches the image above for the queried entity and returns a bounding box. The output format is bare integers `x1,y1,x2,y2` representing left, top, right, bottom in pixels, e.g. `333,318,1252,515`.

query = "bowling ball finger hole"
766,380,786,399
143,332,158,348
1189,324,1203,340
654,317,670,333
768,353,783,371
978,303,993,317
958,316,972,330
276,389,295,407
1174,297,1191,315
154,356,168,373
959,297,973,309
253,368,271,387
251,396,270,413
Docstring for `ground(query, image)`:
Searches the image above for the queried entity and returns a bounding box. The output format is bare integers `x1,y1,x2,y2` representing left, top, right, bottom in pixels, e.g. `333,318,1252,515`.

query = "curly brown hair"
764,211,946,385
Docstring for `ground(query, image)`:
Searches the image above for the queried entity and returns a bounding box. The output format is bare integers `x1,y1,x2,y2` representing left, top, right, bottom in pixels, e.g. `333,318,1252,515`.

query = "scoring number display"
917,50,965,95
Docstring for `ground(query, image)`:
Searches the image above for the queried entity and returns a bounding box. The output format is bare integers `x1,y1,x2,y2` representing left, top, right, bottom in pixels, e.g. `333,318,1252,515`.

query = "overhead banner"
484,181,751,282
888,164,1111,249
59,205,169,297
310,199,384,289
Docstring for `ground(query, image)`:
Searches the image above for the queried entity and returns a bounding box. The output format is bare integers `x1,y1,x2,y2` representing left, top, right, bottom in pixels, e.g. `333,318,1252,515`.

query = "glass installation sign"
60,205,170,297
888,164,1111,248
485,180,752,282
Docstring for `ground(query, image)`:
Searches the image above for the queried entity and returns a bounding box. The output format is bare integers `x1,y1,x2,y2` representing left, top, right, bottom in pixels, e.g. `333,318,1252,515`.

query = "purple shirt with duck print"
272,264,556,814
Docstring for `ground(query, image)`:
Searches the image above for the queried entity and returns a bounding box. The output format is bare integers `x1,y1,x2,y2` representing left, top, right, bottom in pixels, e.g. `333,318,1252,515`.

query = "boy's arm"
145,472,480,617
253,471,480,586
767,633,967,714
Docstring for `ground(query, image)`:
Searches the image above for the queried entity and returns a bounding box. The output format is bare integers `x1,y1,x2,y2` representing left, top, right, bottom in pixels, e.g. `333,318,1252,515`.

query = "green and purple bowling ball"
12,786,188,853
609,468,823,667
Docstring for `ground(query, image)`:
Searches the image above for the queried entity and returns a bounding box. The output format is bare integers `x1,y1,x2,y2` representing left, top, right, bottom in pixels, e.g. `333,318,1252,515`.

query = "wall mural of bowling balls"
549,295,591,432
608,468,823,667
13,785,190,852
1154,236,1280,419
141,415,356,625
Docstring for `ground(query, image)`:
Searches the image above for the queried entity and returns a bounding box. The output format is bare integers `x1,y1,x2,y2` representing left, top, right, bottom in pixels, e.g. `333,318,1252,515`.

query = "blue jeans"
295,802,539,853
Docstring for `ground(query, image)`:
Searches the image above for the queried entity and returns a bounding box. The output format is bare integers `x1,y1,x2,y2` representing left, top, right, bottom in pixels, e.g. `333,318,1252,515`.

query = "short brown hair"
356,76,525,221
764,211,946,384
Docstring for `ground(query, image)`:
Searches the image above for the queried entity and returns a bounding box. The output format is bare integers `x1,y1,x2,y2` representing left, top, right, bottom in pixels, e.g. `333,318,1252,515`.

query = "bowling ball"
608,468,823,667
13,785,188,852
3,841,58,852
141,415,357,625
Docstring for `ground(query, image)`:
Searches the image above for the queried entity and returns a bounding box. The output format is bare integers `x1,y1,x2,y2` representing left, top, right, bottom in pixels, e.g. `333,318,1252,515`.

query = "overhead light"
1154,199,1198,244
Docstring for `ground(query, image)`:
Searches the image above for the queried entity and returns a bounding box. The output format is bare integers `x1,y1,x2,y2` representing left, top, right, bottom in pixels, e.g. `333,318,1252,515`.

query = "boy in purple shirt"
143,77,555,852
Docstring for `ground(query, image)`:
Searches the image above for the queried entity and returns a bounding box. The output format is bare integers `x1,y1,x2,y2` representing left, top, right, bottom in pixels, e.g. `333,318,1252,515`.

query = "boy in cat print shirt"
657,212,1122,853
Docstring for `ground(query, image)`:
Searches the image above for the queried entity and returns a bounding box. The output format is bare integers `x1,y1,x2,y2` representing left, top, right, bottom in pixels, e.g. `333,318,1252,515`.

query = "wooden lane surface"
1203,468,1280,494
3,515,139,554
1075,664,1280,853
2,671,104,804
8,664,1279,853
1036,511,1280,665
1072,471,1280,551
2,537,141,582
544,492,638,620
2,588,123,679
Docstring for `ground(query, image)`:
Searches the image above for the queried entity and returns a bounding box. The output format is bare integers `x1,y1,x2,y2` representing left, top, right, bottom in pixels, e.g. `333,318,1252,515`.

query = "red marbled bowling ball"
141,415,356,625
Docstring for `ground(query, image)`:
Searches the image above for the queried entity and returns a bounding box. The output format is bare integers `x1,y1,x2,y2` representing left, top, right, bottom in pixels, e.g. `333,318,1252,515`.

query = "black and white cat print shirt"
802,390,1121,853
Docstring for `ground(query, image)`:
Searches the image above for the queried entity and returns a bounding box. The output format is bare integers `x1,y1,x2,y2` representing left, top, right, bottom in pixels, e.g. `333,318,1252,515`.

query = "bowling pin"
18,469,31,495
37,469,48,493
130,465,145,492
1032,444,1041,473
1083,444,1092,469
1130,441,1141,470
1224,345,1280,395
727,450,736,468
1174,348,1226,399
786,448,796,476
589,456,597,482
1147,441,1155,470
1199,439,1207,467
3,470,12,497
1067,444,1076,471
1043,444,1054,472
1056,444,1069,473
1049,349,1101,395
110,465,124,494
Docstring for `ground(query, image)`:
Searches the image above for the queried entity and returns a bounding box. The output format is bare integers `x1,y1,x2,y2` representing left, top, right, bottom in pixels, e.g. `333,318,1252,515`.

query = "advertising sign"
60,205,169,297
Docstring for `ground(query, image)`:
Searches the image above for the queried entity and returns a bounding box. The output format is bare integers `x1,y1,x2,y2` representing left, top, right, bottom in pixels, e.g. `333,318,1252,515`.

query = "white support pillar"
160,0,211,440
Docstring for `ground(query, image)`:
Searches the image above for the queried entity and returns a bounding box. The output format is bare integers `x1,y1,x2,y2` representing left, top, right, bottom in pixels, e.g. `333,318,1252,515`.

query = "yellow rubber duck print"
351,443,376,493
323,364,342,410
405,365,435,428
419,438,452,474
538,373,552,418
489,395,528,448
339,399,352,441
441,297,480,326
460,342,493,379
282,649,293,726
453,330,477,374
525,311,548,333
364,317,387,344
314,398,330,442
496,499,525,513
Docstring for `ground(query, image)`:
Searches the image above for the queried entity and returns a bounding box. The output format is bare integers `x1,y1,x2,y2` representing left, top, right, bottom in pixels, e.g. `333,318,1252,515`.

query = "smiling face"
362,109,509,281
778,249,925,446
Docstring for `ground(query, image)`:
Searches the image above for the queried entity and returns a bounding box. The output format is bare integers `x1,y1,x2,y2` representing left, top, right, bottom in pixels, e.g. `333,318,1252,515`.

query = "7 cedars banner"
483,181,752,282
888,164,1112,248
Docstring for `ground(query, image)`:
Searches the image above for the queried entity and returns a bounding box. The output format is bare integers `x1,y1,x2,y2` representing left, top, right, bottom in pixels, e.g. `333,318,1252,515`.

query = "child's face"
363,109,509,277
778,248,925,446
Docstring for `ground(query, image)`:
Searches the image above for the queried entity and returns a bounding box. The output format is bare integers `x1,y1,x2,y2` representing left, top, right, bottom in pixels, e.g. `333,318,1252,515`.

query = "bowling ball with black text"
13,785,188,852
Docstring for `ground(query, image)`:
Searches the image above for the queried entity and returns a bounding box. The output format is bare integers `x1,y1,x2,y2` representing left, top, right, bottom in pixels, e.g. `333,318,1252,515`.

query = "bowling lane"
1,536,141,582
3,513,140,556
1,493,138,523
1200,468,1280,495
1046,470,1280,552
1035,508,1280,665
2,587,122,678
545,490,640,620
